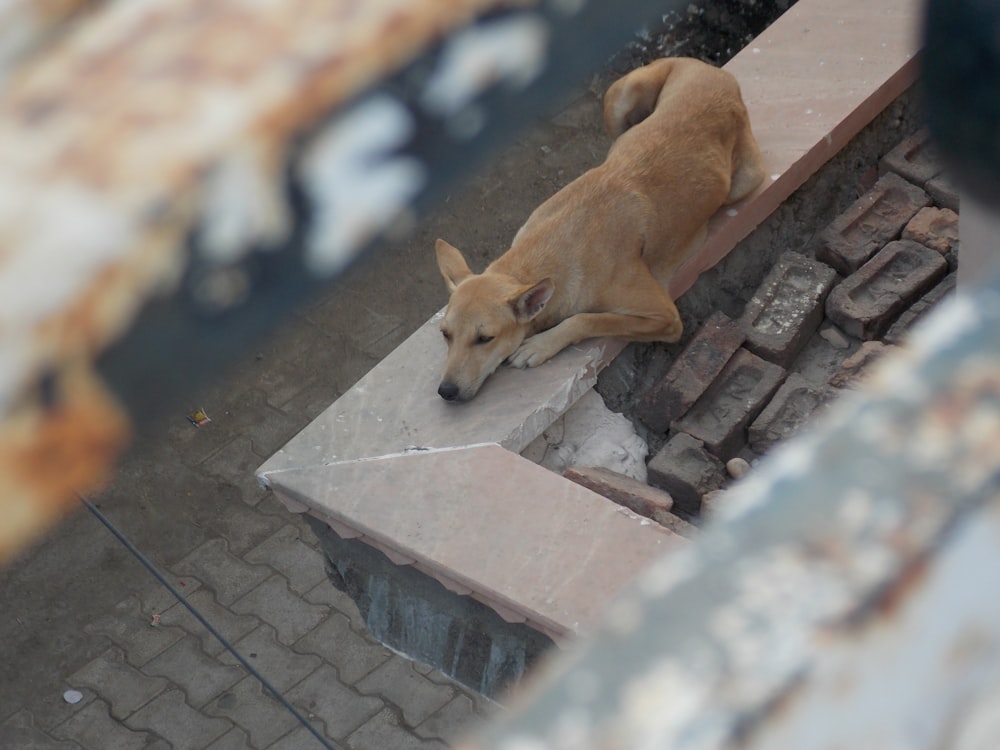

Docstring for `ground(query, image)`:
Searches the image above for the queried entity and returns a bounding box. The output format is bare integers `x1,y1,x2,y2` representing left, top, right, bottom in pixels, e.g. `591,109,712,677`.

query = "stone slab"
741,251,838,367
826,240,949,340
267,444,676,642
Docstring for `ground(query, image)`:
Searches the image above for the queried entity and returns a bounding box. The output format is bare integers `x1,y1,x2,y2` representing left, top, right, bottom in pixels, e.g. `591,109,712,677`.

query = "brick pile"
568,130,959,531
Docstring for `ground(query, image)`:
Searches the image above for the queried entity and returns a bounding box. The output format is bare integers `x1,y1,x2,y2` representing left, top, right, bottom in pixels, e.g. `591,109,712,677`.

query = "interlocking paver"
218,623,321,691
172,539,273,606
68,648,168,720
356,656,455,727
204,727,254,750
2,710,83,750
302,579,367,631
293,612,391,685
348,708,448,750
245,526,328,595
204,677,299,749
414,694,484,745
126,688,232,749
200,437,271,508
263,725,330,750
83,596,184,667
231,575,329,646
157,588,260,658
51,699,155,750
142,636,244,708
285,665,383,740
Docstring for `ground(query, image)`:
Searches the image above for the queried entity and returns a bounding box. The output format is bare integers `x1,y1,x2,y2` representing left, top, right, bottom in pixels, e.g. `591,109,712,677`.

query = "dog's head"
435,239,552,402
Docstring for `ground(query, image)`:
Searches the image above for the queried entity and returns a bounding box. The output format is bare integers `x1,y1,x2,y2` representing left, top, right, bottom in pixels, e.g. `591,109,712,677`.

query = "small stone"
63,689,84,704
819,325,851,349
725,457,751,480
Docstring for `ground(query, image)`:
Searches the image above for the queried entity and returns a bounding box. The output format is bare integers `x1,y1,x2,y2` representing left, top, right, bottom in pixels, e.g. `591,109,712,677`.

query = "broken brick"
902,206,959,258
647,433,725,516
638,311,745,433
741,251,838,367
748,374,838,454
883,272,957,346
878,129,943,187
829,341,896,389
672,348,786,461
816,172,931,274
825,240,949,340
563,465,675,522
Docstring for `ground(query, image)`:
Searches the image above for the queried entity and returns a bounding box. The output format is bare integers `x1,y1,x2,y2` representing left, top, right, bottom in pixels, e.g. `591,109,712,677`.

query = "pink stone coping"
258,0,922,641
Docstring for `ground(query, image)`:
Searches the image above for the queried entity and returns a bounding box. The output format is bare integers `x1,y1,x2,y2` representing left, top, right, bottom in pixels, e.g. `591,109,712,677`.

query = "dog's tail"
603,58,681,140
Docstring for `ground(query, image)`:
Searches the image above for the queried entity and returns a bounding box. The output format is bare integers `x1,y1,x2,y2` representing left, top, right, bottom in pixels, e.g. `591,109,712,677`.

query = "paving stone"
302,578,367,632
748,374,840,454
356,658,455,727
638,311,745,433
414,694,485,745
172,538,273,606
829,341,897,389
927,172,959,211
264,725,331,750
200,437,271,507
348,708,448,750
205,727,254,750
83,595,185,667
884,272,957,345
231,575,329,645
740,251,838,367
2,710,83,750
816,171,931,274
902,206,959,256
286,665,383,740
50,699,154,750
204,677,298,748
142,636,244,708
137,576,204,616
218,623,321,692
562,466,678,527
15,685,99,735
67,648,168,721
126,688,232,748
878,129,942,186
292,612,391,685
647,433,726,516
671,348,787,461
244,525,328,595
825,240,949,340
157,588,260,658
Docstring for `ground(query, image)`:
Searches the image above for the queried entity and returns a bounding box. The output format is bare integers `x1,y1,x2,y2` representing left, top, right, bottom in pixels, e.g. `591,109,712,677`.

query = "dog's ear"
511,278,554,322
435,239,474,292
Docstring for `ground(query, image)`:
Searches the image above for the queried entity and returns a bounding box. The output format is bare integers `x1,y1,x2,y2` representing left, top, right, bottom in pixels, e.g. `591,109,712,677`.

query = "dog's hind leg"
726,122,765,204
603,58,678,140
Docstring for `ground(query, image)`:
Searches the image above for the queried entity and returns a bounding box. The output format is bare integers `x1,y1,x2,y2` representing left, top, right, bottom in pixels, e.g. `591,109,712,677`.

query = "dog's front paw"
509,336,557,369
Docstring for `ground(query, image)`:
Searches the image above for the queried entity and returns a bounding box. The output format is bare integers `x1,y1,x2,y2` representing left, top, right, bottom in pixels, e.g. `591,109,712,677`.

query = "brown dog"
435,57,763,402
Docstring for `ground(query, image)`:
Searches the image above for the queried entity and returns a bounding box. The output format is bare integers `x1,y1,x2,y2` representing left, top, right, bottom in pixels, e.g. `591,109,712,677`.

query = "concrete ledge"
258,0,923,665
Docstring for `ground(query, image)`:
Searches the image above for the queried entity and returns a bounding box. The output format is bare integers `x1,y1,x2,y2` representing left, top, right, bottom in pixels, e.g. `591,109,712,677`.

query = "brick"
356,658,454,727
902,206,959,256
126,688,231,748
171,538,272,606
141,636,244,708
748,374,839,454
244,525,328,595
879,129,942,186
204,677,297,748
157,588,259,658
927,172,959,211
829,341,896,389
563,466,675,520
231,575,329,645
741,251,838,366
68,648,168,720
50,699,153,750
638,311,745,432
647,433,726,515
816,172,931,274
218,623,321,691
286,665,383,740
884,273,957,346
671,348,787,461
348,708,448,750
826,240,949,340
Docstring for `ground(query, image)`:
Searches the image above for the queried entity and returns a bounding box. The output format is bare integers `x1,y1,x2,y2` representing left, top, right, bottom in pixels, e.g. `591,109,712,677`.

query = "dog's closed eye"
441,329,452,342
475,334,495,345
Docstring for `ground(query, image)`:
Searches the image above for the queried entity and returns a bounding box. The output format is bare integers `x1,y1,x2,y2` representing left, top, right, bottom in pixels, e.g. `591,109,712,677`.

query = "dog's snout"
438,382,461,402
